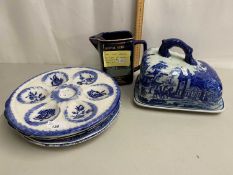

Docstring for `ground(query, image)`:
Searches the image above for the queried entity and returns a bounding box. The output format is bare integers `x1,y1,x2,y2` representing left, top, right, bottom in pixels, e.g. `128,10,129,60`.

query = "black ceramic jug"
90,31,147,85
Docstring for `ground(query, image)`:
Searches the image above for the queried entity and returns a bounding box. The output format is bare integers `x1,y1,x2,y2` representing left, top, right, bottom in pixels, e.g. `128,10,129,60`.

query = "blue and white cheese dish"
4,67,120,141
134,38,224,113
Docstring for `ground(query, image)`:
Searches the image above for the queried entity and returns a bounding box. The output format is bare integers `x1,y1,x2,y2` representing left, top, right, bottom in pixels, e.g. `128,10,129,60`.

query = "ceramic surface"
5,67,120,138
24,102,120,147
135,39,224,112
134,76,224,113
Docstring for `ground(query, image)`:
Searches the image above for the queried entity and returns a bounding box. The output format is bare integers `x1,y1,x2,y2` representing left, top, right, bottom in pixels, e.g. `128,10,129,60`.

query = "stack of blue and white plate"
4,67,120,147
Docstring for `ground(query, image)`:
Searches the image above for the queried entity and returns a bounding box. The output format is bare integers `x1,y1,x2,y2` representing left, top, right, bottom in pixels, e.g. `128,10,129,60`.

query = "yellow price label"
103,51,131,67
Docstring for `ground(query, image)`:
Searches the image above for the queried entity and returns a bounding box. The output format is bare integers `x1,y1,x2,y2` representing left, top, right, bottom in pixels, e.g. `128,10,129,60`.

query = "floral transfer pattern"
86,84,114,100
73,70,98,85
24,103,60,126
17,86,48,104
42,71,69,86
64,101,97,123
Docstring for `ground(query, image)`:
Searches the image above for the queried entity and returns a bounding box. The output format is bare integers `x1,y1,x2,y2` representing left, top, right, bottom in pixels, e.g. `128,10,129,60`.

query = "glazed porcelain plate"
134,76,224,113
23,102,120,147
4,67,120,138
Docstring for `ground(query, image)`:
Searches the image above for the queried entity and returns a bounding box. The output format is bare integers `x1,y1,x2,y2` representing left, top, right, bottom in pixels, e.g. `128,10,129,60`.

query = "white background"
0,0,233,68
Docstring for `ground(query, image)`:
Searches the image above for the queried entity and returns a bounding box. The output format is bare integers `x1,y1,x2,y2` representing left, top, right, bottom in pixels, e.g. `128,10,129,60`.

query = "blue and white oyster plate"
134,38,224,113
4,67,120,140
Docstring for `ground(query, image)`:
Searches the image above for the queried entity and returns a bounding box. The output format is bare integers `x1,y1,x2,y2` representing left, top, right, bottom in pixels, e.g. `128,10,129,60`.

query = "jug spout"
89,35,100,50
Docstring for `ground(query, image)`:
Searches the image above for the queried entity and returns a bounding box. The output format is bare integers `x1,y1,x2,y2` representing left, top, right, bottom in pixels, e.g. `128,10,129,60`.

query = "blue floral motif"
34,109,56,121
50,75,64,86
64,102,97,123
17,87,48,104
73,70,97,85
88,90,107,98
27,91,45,102
42,71,69,86
24,103,60,126
86,84,113,100
71,105,93,119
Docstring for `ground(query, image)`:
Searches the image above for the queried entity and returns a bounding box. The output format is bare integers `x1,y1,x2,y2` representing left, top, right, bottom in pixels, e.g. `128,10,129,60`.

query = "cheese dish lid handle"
158,38,197,65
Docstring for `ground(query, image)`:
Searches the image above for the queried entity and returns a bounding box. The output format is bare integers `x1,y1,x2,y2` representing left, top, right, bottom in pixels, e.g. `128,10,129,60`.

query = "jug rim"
91,30,133,42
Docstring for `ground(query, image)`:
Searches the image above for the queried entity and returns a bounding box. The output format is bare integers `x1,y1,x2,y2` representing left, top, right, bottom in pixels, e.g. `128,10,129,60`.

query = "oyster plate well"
4,67,120,138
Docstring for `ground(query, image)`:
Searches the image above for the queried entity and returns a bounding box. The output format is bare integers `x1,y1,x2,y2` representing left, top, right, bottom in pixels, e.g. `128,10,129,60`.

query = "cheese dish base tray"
134,76,224,113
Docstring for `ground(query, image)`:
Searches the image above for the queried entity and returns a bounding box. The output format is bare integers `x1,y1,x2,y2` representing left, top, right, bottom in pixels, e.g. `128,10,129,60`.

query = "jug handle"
158,38,197,65
133,40,147,71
